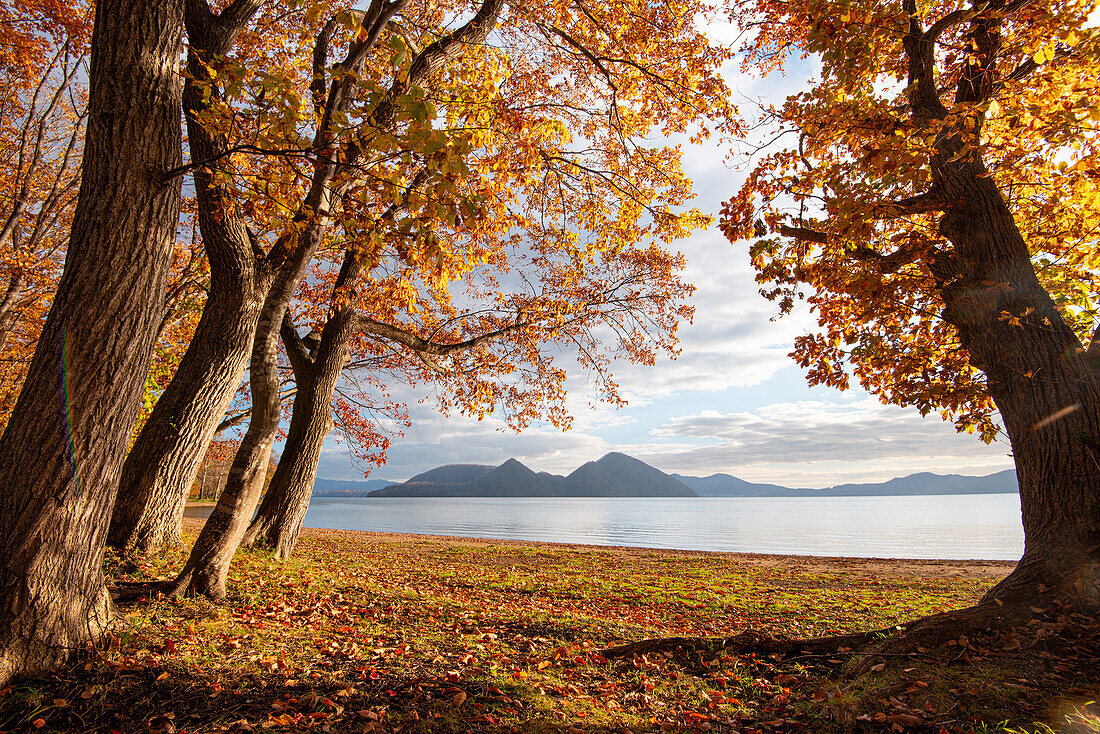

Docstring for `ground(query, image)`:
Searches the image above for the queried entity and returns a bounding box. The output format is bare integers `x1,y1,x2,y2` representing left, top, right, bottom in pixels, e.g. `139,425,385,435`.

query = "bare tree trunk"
107,0,267,558
0,0,183,687
243,310,357,559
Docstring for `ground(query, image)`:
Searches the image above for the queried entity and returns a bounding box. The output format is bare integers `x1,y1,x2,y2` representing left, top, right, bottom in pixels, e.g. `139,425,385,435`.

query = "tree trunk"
243,308,358,559
108,4,267,558
934,162,1100,609
904,7,1100,611
167,293,288,599
0,0,183,687
107,278,265,555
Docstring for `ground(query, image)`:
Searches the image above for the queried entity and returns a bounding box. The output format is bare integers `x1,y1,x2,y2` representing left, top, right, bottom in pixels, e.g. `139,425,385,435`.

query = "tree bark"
918,8,1100,608
934,168,1100,607
0,0,183,687
166,295,285,599
0,272,24,353
107,0,267,558
242,308,357,559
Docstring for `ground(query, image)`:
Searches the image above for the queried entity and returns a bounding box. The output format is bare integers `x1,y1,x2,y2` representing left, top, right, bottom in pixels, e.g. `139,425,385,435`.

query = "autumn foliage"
723,0,1100,440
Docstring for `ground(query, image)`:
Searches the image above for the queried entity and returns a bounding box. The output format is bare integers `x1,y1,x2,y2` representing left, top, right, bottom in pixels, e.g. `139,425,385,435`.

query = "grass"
0,526,1096,734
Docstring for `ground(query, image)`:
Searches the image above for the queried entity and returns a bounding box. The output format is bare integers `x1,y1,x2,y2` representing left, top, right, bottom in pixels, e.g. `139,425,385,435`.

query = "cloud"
634,399,1014,487
316,394,611,481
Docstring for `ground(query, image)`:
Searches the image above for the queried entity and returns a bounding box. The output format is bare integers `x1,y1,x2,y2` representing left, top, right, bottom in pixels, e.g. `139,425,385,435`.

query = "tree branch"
355,313,536,362
339,0,504,173
1086,319,1100,370
777,223,828,244
772,192,944,246
215,387,298,434
1003,43,1075,85
281,311,314,377
183,0,263,54
902,0,946,121
921,8,977,46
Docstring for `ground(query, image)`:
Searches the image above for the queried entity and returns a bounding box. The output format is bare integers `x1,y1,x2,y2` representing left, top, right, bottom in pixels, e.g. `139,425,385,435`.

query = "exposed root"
109,580,173,603
602,557,1100,677
847,597,1041,675
109,570,195,603
600,599,1063,676
599,627,893,660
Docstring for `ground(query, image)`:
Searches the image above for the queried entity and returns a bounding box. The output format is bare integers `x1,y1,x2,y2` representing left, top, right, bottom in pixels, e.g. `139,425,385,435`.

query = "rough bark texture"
919,7,1100,608
937,177,1100,604
168,280,293,599
0,0,183,686
242,309,357,559
108,1,267,558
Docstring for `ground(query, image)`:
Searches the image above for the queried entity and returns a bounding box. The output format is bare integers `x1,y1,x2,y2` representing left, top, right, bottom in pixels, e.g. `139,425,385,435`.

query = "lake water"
302,493,1023,560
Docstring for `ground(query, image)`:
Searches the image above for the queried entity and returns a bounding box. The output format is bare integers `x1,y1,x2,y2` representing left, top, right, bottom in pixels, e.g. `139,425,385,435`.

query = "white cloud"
635,399,1013,487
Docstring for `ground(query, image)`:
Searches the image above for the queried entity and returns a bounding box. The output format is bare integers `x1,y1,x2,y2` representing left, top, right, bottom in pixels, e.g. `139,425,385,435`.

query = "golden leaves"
724,0,1100,440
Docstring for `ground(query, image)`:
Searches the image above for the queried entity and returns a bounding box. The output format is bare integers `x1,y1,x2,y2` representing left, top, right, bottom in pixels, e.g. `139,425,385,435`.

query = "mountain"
367,453,698,498
408,464,493,484
313,478,395,497
671,473,793,497
467,458,559,496
673,469,1018,497
314,457,1018,499
561,452,697,497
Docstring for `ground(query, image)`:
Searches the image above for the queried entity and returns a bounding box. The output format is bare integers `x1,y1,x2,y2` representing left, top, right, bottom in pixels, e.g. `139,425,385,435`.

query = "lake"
302,493,1023,560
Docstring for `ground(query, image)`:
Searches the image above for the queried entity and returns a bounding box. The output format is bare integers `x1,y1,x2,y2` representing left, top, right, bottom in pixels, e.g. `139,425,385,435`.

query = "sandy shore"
183,504,1015,582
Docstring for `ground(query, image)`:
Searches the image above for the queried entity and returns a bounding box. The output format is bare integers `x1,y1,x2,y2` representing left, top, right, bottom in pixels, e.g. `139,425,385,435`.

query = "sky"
313,23,1017,489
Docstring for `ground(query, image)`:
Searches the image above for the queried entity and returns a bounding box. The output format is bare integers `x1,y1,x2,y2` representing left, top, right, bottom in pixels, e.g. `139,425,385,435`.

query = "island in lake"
313,451,1018,499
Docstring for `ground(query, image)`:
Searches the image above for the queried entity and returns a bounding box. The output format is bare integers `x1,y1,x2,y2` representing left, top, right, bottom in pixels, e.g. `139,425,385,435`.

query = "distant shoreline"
181,515,1018,574
312,488,1020,499
316,453,1018,499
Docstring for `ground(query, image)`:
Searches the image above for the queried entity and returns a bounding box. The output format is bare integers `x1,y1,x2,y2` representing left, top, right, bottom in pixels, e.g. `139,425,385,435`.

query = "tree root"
599,595,1060,676
109,580,173,603
846,597,1040,675
110,571,195,603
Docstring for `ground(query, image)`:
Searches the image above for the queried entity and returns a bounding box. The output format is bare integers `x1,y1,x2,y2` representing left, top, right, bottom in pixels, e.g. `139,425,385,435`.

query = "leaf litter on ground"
0,524,1096,734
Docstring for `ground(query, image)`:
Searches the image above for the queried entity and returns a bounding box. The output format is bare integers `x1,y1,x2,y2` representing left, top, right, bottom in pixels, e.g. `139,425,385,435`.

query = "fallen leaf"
886,713,923,727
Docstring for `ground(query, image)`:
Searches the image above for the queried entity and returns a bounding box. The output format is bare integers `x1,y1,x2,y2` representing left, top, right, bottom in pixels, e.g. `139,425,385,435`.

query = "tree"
0,17,88,425
721,0,1099,647
0,0,185,686
107,0,731,599
106,0,271,558
159,0,493,599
